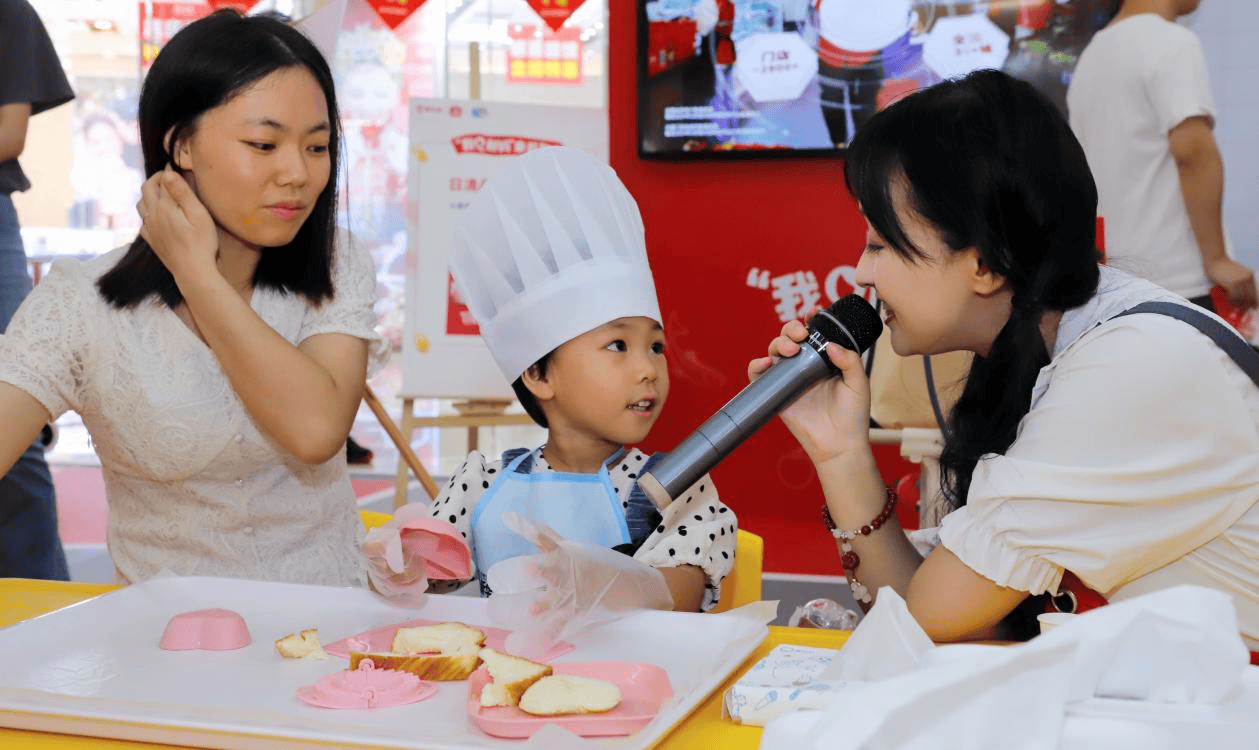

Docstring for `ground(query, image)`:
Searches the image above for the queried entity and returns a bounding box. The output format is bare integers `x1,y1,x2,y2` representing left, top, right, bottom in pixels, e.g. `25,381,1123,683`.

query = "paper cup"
1037,612,1077,635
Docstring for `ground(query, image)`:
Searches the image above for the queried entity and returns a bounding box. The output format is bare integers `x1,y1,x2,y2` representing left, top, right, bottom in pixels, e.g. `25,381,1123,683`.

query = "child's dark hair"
845,69,1101,639
97,9,341,309
512,352,554,428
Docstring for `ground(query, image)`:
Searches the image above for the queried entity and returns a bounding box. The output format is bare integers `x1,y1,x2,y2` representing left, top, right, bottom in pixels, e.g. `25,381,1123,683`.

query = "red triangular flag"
364,0,427,31
525,0,586,32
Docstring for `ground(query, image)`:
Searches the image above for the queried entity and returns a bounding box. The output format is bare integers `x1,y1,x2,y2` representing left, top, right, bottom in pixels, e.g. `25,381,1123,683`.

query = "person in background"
0,10,384,586
1067,0,1257,313
751,69,1259,648
364,147,737,614
0,0,74,580
68,110,144,233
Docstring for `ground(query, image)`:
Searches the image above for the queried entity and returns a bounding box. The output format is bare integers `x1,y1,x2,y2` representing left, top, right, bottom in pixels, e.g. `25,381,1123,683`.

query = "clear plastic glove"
361,504,472,606
486,512,674,658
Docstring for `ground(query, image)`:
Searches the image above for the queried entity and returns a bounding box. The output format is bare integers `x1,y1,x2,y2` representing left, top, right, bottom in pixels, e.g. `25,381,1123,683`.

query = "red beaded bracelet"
822,484,898,603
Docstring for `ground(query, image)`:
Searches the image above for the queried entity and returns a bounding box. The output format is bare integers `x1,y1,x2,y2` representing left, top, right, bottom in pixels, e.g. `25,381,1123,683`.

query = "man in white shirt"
1067,0,1256,313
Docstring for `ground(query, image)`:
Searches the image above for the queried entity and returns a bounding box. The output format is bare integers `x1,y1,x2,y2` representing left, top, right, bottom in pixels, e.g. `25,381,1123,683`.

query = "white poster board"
402,99,607,399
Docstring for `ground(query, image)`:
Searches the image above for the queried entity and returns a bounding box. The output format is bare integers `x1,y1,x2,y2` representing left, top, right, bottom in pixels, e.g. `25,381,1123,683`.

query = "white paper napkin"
1033,585,1248,704
817,587,932,682
761,585,1252,750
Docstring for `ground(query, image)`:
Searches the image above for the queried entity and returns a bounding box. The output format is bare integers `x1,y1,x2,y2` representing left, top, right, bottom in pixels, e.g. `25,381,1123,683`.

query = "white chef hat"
450,147,661,384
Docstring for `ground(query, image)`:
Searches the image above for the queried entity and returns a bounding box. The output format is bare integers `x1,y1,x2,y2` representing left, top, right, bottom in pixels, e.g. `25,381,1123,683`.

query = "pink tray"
324,618,574,663
466,662,673,739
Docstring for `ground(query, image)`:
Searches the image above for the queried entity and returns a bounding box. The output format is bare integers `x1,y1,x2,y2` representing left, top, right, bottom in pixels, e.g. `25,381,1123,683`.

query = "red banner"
507,24,583,85
525,0,586,32
365,0,427,30
139,1,209,71
138,1,259,71
450,134,562,156
445,273,480,335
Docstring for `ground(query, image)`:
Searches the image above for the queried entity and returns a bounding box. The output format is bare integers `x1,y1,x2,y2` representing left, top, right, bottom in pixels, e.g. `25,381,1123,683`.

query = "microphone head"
809,294,883,353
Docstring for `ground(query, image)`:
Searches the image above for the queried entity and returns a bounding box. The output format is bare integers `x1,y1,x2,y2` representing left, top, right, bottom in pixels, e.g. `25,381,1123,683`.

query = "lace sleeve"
0,257,94,418
299,238,387,364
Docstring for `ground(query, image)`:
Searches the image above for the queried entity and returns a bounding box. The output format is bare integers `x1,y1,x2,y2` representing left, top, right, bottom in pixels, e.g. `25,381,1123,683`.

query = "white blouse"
939,266,1259,647
0,241,385,586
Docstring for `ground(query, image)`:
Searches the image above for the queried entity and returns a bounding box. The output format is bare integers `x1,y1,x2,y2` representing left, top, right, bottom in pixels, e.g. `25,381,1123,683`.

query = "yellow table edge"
0,579,851,749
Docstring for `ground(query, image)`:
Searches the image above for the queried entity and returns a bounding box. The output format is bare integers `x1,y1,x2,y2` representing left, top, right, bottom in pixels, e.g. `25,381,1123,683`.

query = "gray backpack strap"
1112,301,1259,388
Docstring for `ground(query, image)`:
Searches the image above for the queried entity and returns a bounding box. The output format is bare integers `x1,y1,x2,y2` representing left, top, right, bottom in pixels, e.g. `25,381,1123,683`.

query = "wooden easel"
377,392,535,508
362,385,441,501
367,42,541,508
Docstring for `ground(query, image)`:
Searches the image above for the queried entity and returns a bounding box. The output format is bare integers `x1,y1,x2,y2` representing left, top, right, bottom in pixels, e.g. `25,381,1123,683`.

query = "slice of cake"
349,649,481,681
518,674,622,716
390,621,485,654
348,621,487,681
274,628,328,659
477,647,552,707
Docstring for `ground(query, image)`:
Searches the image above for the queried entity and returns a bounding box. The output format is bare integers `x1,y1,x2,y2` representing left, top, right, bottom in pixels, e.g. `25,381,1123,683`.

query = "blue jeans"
0,193,68,580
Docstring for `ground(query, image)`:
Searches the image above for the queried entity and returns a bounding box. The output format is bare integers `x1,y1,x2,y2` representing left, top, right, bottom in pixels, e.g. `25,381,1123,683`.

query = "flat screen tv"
638,0,1119,158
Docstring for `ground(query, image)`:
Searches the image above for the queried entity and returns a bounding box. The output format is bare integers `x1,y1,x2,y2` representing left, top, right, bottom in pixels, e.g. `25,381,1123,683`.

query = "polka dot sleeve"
632,472,737,612
425,451,499,592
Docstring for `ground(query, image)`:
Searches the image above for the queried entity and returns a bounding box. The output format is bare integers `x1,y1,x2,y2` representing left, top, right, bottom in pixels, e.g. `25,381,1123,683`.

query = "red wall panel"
607,4,918,575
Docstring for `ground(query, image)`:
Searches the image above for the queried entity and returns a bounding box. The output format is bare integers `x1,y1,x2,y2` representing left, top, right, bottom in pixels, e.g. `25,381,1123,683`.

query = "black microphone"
638,294,883,509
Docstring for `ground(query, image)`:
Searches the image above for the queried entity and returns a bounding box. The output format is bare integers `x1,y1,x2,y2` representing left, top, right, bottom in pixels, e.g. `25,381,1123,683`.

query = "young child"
386,147,737,612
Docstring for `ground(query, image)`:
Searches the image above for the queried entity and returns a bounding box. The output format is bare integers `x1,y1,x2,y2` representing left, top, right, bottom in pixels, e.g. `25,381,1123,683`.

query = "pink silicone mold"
159,608,252,651
297,660,437,709
398,516,472,581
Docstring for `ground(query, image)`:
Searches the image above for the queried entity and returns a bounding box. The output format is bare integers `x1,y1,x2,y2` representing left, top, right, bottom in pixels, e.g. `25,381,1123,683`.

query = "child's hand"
361,505,471,606
486,512,673,659
136,167,219,282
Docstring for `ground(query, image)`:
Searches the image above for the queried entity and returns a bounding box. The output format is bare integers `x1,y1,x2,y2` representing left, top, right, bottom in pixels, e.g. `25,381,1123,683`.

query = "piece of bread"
274,628,328,659
344,621,488,681
518,674,622,716
477,647,553,707
349,650,482,681
390,621,485,655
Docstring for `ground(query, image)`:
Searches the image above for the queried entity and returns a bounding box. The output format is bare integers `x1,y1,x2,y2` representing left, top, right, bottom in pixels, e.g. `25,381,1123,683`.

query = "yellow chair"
360,509,393,531
713,529,764,613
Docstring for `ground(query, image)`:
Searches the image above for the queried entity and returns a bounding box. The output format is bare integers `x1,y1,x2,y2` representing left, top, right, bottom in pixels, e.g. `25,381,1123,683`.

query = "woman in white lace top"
751,70,1259,648
0,10,383,586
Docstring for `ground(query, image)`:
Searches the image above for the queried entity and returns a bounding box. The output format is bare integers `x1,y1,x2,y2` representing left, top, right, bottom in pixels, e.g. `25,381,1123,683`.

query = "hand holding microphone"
754,305,882,465
638,295,882,509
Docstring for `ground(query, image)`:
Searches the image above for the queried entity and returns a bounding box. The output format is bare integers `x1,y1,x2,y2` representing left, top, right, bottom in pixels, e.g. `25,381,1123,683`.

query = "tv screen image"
638,0,1119,158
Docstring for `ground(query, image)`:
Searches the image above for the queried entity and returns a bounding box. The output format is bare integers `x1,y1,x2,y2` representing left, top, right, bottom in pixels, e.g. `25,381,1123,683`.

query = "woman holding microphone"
752,69,1259,646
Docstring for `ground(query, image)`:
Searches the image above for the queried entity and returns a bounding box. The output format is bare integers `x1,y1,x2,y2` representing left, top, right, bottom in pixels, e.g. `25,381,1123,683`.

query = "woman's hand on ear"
746,310,872,465
137,166,218,281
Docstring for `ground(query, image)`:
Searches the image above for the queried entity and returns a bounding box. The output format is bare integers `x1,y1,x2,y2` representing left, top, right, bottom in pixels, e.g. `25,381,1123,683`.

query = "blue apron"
470,450,631,593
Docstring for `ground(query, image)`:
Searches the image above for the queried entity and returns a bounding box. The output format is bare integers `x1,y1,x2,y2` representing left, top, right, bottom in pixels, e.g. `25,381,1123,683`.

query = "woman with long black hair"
751,69,1259,646
0,10,383,587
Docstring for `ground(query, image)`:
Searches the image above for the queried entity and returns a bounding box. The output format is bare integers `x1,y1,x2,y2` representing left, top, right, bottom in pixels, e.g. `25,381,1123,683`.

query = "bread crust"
478,647,553,707
344,622,489,680
349,650,481,681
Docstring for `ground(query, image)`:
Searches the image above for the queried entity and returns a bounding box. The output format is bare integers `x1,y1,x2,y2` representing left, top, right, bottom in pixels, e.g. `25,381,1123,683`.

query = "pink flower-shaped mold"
159,608,252,651
297,660,437,709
